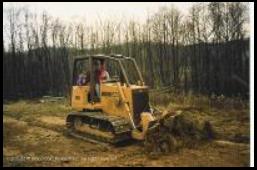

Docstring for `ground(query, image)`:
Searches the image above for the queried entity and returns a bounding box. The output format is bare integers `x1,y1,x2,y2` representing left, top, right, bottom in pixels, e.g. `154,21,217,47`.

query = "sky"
3,2,194,24
3,2,251,48
3,2,195,50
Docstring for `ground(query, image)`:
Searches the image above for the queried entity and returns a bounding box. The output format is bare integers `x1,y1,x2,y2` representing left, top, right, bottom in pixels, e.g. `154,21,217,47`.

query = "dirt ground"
3,99,250,167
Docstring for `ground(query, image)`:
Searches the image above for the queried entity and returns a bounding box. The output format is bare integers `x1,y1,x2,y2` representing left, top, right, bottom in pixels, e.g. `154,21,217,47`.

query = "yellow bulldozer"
66,54,160,144
65,54,213,149
66,54,214,152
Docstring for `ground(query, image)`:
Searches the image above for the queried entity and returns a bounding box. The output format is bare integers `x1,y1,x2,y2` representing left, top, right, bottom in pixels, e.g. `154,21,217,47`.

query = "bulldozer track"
66,111,132,145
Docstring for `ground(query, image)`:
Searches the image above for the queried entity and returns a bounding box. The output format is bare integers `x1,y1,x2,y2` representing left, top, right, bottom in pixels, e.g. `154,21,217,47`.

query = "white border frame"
250,2,254,168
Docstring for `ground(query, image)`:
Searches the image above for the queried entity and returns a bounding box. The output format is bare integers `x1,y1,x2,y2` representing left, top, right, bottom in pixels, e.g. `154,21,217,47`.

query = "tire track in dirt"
3,115,250,167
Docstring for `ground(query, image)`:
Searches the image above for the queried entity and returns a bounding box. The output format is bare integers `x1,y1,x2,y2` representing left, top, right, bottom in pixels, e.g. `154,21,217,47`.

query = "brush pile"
144,110,215,154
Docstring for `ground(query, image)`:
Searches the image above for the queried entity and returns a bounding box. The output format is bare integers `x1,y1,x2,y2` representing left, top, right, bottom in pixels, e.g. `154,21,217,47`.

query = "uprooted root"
144,111,215,155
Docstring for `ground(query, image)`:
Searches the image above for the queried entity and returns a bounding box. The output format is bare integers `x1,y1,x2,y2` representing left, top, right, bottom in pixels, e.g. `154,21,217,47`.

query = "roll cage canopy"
72,54,144,87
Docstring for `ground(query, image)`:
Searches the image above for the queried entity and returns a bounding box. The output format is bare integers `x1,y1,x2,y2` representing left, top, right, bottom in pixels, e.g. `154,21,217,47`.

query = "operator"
95,59,110,98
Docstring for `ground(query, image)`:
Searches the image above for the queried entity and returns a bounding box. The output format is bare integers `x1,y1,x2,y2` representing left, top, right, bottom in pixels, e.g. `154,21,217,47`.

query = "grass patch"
150,91,249,111
3,99,72,122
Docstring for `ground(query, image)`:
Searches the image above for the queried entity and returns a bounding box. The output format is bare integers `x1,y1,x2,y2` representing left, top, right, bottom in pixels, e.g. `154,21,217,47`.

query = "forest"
3,2,250,99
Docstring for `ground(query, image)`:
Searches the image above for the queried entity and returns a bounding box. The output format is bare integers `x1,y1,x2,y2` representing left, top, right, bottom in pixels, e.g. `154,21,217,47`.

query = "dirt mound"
144,111,215,155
